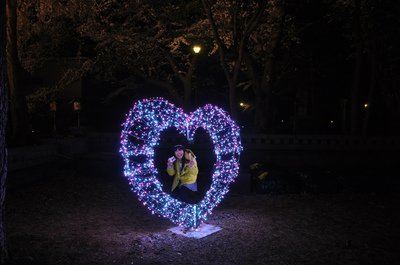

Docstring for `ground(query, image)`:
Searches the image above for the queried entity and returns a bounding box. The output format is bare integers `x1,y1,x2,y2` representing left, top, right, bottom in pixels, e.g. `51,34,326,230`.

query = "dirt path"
5,167,400,265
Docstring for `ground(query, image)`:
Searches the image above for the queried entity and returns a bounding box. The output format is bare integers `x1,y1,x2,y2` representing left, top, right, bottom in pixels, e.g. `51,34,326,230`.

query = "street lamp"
50,101,57,134
73,100,81,126
193,45,201,54
69,98,82,126
193,45,201,107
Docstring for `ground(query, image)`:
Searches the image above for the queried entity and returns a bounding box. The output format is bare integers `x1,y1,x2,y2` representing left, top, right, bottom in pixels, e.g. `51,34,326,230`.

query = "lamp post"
73,101,81,126
193,45,201,107
50,101,57,134
70,98,82,127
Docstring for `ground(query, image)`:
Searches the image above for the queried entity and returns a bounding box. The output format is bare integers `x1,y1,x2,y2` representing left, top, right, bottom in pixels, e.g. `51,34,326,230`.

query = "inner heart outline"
120,98,242,230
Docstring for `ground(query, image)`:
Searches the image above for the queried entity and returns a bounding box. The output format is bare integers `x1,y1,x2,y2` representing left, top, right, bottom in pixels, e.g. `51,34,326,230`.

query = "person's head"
172,145,186,161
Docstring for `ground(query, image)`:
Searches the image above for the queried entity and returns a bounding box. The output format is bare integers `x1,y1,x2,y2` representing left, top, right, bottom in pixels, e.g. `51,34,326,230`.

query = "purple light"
120,98,242,230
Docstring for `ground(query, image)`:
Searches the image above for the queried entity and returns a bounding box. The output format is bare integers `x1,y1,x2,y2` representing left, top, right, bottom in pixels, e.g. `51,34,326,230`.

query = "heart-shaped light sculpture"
120,98,242,230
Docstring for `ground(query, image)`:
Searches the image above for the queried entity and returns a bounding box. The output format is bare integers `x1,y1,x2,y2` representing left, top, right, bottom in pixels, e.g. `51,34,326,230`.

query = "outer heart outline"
120,98,242,229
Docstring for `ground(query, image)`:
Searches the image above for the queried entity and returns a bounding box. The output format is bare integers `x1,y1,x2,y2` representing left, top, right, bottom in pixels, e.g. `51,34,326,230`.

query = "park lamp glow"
193,45,201,54
120,98,242,230
239,102,250,111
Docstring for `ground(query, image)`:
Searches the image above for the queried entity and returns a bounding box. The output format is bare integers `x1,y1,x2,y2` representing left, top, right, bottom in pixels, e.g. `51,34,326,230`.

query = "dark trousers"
171,186,192,204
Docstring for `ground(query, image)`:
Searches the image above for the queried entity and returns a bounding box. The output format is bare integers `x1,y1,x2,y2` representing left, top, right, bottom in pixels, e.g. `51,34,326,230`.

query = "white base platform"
168,223,222,239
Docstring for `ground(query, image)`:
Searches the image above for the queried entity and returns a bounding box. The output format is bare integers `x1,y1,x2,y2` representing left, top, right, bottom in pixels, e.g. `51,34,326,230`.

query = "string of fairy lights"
120,98,242,230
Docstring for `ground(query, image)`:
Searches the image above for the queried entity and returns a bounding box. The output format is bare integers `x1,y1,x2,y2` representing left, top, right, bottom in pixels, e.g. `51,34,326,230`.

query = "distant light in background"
50,101,57,133
364,103,368,108
49,101,57,111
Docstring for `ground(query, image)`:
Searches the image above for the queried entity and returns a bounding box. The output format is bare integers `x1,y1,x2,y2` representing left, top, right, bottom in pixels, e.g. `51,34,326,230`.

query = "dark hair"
172,145,188,164
172,144,186,152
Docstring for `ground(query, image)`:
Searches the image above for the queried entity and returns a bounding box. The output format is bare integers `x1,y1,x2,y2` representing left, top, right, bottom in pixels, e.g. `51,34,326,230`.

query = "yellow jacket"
166,149,198,192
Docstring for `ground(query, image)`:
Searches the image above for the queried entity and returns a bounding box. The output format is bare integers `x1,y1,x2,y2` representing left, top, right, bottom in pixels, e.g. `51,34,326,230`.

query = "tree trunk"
350,0,362,135
182,54,197,112
6,0,29,146
362,39,378,135
379,74,400,134
166,53,198,111
246,6,285,133
1,0,9,263
201,0,242,122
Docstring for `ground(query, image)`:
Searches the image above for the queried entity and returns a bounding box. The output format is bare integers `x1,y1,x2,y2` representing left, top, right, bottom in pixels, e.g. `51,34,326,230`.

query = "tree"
329,0,400,135
18,0,210,112
360,0,400,134
77,0,211,111
164,0,297,131
17,0,92,119
1,0,9,263
7,0,29,145
22,0,399,135
199,0,297,132
17,0,299,132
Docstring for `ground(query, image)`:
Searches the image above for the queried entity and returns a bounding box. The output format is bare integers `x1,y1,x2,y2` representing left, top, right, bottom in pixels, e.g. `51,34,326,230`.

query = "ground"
4,163,400,265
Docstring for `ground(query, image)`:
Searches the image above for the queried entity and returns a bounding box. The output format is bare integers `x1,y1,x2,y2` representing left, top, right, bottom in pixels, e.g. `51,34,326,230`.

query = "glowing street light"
193,45,202,107
239,102,250,111
193,45,201,54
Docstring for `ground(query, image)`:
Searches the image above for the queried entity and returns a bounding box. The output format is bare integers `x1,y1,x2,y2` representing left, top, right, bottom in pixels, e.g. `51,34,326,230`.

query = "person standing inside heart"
167,145,198,204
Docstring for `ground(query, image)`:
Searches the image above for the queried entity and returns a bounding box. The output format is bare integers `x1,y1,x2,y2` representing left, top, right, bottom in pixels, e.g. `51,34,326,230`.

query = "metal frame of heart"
120,98,242,230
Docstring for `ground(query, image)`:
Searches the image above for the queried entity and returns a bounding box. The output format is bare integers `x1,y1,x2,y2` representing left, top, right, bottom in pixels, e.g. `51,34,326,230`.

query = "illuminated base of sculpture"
168,223,222,239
